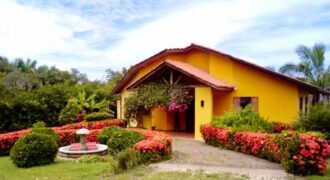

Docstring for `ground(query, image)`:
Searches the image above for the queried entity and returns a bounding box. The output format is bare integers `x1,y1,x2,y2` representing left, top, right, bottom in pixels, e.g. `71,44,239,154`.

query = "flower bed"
0,119,124,155
201,125,330,175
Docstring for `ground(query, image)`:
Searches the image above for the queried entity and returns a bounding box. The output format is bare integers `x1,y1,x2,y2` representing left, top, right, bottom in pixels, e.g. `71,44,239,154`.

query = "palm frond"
279,63,299,76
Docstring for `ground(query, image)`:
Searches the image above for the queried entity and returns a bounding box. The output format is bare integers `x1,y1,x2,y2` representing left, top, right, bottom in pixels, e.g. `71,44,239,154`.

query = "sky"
0,0,329,80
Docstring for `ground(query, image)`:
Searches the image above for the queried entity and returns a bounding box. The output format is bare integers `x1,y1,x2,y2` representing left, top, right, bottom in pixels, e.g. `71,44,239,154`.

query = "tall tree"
279,43,330,88
14,58,37,73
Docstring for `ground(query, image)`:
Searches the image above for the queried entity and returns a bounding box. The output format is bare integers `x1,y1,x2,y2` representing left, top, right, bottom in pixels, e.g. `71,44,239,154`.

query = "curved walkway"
150,138,293,180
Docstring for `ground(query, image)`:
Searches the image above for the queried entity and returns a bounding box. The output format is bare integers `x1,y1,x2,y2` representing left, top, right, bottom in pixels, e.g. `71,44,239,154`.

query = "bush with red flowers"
272,122,294,133
201,125,330,175
133,140,170,163
128,128,172,163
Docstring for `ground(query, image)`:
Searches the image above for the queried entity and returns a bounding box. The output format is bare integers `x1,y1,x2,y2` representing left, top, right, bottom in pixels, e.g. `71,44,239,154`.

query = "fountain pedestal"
76,128,89,151
58,128,108,159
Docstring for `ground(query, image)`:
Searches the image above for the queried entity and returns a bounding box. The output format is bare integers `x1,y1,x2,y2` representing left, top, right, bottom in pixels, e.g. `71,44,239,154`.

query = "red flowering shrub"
0,119,124,155
0,129,29,155
272,123,293,133
133,140,170,163
58,119,124,130
201,125,330,175
129,128,172,162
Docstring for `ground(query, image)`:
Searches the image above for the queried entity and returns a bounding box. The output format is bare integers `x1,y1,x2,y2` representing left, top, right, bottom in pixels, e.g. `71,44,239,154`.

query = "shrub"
296,103,330,140
97,126,124,144
32,121,46,128
10,133,58,167
107,130,145,155
0,129,29,156
85,112,113,122
272,122,294,133
75,155,107,163
117,148,141,170
211,105,273,133
200,125,330,175
30,127,60,145
58,103,82,125
133,140,171,163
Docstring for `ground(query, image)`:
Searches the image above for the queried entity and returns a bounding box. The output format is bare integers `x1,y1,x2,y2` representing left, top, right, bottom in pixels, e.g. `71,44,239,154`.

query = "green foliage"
10,133,58,168
30,126,60,145
107,130,145,155
97,126,124,144
58,102,82,124
75,155,108,163
117,148,141,170
0,56,122,132
85,112,114,122
295,103,330,140
211,105,273,133
279,43,330,88
32,121,46,128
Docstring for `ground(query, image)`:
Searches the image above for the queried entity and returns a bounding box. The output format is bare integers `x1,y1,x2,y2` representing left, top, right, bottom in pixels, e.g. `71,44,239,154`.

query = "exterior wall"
209,53,299,123
212,90,232,116
195,87,213,140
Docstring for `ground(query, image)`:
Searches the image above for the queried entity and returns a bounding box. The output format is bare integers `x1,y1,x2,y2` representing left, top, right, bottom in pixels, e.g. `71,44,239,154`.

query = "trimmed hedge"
30,127,61,145
85,112,113,122
10,133,58,167
201,125,330,175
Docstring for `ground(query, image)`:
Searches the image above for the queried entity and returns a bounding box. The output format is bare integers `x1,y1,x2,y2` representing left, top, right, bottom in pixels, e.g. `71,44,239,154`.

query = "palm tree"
14,58,37,73
279,43,330,88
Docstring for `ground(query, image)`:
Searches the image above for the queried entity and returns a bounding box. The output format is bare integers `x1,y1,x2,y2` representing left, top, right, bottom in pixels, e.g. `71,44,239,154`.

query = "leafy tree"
279,43,330,88
0,56,14,73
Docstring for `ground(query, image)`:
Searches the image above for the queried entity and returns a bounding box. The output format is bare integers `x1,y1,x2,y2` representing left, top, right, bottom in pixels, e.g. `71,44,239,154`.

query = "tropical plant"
279,43,330,88
67,91,110,113
14,58,37,73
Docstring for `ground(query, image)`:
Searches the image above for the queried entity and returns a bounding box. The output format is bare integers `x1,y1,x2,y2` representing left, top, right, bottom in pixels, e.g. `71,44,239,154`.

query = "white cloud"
0,0,329,80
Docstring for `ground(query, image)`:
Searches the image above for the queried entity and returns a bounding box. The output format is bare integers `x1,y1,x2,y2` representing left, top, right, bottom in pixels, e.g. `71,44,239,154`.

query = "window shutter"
233,97,240,110
251,97,258,111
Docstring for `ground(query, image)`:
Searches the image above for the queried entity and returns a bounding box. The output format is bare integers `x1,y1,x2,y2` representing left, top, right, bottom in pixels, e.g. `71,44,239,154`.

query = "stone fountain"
58,128,108,159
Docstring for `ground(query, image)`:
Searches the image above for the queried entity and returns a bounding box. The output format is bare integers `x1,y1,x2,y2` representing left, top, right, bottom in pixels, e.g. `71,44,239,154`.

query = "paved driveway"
151,139,292,180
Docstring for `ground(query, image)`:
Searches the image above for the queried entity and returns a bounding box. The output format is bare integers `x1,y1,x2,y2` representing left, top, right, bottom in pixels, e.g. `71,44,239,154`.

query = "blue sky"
0,0,329,80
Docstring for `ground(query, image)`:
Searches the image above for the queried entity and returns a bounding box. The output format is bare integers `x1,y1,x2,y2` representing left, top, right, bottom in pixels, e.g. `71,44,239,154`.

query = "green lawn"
0,156,246,180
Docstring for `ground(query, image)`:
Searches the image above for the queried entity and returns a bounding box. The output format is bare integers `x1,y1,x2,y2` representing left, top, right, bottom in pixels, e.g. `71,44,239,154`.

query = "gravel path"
150,138,293,180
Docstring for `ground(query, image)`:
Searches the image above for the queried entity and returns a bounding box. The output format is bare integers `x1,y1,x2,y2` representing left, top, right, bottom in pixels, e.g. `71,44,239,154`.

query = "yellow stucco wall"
195,87,213,140
209,54,299,123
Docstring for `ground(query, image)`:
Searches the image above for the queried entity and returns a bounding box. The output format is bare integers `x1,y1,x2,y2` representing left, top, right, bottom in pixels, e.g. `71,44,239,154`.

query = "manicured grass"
0,156,112,180
0,156,246,180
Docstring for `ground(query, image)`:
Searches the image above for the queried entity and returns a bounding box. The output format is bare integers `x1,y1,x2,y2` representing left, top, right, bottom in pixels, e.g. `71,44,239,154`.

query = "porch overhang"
127,60,235,91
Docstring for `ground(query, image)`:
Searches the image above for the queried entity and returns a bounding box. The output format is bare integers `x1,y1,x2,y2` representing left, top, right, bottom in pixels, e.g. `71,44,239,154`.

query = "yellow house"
113,44,329,139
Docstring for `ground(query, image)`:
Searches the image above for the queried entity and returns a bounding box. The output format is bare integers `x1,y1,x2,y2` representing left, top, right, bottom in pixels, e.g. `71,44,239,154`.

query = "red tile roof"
113,44,329,94
127,60,235,91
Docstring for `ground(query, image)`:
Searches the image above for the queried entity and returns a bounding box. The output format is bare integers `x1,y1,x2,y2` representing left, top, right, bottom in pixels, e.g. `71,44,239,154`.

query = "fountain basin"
58,144,108,159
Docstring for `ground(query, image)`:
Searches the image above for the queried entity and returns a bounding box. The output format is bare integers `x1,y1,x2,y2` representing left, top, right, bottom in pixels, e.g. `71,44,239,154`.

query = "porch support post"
194,87,213,140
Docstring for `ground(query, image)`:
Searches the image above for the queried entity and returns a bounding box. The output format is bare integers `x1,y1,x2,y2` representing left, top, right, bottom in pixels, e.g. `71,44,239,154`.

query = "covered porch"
125,60,235,139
